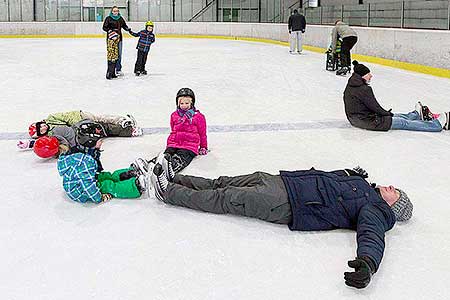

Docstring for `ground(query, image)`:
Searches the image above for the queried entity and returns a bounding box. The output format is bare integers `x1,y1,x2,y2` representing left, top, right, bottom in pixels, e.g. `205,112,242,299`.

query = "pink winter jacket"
166,110,208,155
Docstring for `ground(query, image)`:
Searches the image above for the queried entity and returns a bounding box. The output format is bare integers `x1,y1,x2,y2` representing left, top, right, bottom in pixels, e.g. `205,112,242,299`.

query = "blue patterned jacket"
130,29,155,52
57,152,101,203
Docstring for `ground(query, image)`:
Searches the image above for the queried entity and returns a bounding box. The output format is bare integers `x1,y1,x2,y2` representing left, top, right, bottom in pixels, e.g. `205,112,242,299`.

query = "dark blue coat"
130,30,155,52
280,169,396,270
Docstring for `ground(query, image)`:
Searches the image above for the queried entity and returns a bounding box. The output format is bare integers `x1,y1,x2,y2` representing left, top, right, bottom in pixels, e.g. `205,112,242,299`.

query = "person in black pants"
149,163,413,289
129,21,156,76
331,20,358,76
102,6,131,76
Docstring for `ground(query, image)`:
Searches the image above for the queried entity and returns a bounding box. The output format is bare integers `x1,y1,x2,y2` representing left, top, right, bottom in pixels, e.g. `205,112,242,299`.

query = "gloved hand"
198,148,208,155
344,257,375,289
301,30,305,33
345,166,368,178
289,30,291,34
101,193,113,202
17,139,35,150
125,27,131,32
353,166,368,178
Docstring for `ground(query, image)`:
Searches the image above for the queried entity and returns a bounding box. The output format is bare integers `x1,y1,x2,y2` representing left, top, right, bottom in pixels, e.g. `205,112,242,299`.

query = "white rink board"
1,38,450,300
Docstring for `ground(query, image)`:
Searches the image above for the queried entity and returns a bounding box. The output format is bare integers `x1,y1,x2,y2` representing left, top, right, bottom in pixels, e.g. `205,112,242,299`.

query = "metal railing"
302,0,450,30
0,0,449,30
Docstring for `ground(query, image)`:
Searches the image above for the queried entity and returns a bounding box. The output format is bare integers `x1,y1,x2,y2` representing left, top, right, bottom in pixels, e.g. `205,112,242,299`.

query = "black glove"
124,27,131,32
344,257,375,289
289,30,291,34
345,166,368,178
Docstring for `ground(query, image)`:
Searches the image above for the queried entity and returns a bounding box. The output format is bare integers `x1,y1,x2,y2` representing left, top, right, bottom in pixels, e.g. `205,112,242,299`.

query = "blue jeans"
390,111,442,132
116,40,123,72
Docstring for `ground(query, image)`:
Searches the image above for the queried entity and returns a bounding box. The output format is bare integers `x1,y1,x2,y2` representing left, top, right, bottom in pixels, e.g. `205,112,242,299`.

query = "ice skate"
119,114,137,128
415,101,433,121
131,126,143,137
150,163,169,201
437,112,450,130
161,153,176,182
336,67,349,76
131,158,150,176
135,174,149,194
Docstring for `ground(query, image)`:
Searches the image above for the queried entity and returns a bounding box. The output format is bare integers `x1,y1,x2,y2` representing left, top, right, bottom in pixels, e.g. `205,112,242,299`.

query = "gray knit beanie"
391,189,413,221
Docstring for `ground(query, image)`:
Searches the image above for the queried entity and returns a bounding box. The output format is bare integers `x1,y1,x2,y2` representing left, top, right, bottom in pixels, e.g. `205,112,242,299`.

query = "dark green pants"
97,168,141,198
165,172,292,224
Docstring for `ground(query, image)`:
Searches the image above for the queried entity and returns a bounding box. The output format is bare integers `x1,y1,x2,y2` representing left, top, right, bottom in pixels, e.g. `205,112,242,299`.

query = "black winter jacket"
343,73,393,131
102,16,130,40
288,13,306,32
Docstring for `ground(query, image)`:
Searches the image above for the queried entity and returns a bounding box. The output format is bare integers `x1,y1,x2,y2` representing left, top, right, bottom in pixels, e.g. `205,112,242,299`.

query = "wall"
0,21,449,70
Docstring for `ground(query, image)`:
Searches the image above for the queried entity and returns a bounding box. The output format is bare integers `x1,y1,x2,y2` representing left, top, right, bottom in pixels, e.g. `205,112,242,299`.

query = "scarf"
177,108,196,124
109,12,121,20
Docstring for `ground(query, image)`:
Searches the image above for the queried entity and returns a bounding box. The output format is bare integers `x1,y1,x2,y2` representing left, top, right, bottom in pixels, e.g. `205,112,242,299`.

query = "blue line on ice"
0,119,350,141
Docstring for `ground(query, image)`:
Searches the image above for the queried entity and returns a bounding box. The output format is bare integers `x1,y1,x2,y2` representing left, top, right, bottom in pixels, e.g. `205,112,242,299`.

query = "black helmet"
74,120,107,148
176,88,195,107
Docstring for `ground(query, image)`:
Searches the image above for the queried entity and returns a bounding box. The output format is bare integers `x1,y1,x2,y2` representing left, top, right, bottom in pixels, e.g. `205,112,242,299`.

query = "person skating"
331,20,358,76
57,138,148,204
129,21,156,76
287,9,306,54
148,162,412,289
102,6,131,76
344,61,449,132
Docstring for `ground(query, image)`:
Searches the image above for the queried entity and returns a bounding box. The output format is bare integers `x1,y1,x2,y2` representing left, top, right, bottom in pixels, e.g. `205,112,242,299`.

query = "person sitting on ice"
137,88,208,175
17,110,143,150
343,61,449,132
145,160,412,289
57,133,148,204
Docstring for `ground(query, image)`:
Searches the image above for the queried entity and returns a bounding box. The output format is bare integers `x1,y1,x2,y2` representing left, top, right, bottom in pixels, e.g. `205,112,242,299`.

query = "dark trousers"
340,36,358,68
165,172,293,225
107,60,117,77
100,122,133,137
164,147,196,173
134,50,149,73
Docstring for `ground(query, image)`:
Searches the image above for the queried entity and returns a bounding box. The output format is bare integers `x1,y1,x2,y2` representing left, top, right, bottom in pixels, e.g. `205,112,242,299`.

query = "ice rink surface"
1,37,450,300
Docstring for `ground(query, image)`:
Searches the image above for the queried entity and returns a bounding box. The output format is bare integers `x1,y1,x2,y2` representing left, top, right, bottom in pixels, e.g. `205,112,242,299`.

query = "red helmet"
29,123,37,138
34,136,59,158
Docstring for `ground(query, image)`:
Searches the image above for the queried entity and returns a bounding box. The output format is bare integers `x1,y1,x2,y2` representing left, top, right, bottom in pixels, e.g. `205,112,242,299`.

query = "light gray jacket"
331,21,357,52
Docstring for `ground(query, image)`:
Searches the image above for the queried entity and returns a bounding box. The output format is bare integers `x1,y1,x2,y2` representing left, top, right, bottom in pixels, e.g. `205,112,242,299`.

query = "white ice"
1,38,450,300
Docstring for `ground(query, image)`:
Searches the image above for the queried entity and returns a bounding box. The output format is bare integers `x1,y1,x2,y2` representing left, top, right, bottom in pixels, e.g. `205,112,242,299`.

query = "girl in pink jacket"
164,88,208,173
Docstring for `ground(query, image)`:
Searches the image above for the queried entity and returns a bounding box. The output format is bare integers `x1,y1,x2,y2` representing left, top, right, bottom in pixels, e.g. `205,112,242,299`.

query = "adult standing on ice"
287,9,306,54
102,6,131,76
344,61,450,132
145,161,413,289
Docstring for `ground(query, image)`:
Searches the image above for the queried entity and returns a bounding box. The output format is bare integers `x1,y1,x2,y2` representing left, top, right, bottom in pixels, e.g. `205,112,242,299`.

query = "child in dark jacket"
129,21,156,76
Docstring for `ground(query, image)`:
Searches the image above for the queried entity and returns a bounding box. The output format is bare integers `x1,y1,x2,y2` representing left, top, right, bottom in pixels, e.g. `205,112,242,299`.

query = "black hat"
352,60,371,77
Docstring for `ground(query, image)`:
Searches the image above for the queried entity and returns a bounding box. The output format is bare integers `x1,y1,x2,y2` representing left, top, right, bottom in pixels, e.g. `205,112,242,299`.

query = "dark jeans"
116,40,123,72
165,172,292,225
340,36,358,68
164,147,196,173
134,50,149,73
